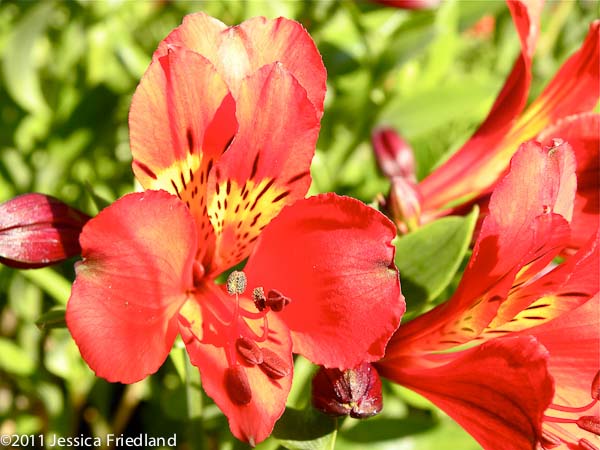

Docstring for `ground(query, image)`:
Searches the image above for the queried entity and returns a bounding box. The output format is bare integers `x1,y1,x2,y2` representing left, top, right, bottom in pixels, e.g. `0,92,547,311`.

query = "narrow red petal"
180,292,293,445
129,46,236,265
539,113,600,249
157,13,326,115
0,193,89,268
205,63,320,274
245,194,404,368
419,0,544,210
66,191,197,383
377,336,554,450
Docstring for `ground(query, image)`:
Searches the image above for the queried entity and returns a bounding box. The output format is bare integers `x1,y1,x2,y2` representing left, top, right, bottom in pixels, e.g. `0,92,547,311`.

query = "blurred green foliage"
0,0,596,449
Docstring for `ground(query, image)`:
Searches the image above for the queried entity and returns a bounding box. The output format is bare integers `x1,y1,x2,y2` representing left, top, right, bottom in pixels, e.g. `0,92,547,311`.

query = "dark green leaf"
274,408,338,450
395,207,478,312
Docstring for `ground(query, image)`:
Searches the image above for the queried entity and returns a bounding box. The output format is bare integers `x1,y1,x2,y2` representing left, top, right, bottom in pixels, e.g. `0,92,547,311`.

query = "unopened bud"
312,362,383,419
372,127,416,182
388,177,422,234
0,193,90,268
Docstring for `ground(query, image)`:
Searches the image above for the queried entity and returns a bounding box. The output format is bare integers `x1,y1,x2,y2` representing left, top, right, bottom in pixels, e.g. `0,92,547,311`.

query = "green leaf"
395,207,478,312
35,308,67,330
274,408,338,450
2,2,53,114
0,338,35,376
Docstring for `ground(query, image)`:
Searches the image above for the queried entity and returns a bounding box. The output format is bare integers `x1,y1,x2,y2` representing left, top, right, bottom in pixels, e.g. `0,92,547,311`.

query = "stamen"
549,399,598,413
259,348,290,379
266,289,292,312
577,416,600,435
224,366,252,406
253,287,266,311
236,337,263,365
226,270,247,295
540,429,562,447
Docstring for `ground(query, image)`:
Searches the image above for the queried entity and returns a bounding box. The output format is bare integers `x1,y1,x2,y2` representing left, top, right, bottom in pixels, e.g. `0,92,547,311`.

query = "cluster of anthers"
542,371,600,449
222,271,292,406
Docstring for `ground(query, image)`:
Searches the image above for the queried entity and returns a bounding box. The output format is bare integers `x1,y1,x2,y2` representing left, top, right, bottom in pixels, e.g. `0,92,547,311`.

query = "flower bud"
312,362,383,419
372,127,416,182
0,193,90,268
389,176,422,234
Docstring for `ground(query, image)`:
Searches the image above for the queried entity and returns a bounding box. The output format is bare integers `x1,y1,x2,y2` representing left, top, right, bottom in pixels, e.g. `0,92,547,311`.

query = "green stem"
184,348,205,450
22,267,71,305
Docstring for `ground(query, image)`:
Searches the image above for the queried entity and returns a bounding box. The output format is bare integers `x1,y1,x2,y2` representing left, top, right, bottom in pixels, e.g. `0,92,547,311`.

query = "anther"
577,416,600,436
253,287,266,311
266,289,292,312
259,348,290,379
226,271,247,295
235,337,264,365
224,366,252,406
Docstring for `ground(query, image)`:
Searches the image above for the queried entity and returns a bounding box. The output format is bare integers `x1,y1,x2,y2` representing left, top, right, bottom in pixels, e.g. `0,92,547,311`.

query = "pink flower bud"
389,177,422,234
372,127,416,182
312,362,383,419
0,193,90,268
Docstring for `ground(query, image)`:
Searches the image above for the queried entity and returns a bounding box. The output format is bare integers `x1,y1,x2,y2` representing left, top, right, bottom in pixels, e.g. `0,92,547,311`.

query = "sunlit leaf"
274,408,338,450
0,338,35,376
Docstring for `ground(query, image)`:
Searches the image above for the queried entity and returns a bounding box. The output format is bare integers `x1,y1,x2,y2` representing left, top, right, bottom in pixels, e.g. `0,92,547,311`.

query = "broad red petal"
66,191,197,383
180,288,293,445
244,194,404,368
205,63,320,274
419,0,543,210
156,13,326,115
129,46,236,264
0,193,89,268
539,113,600,249
377,336,554,450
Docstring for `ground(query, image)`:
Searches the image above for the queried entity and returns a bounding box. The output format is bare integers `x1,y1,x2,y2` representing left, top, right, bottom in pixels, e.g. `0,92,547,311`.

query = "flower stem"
184,348,205,450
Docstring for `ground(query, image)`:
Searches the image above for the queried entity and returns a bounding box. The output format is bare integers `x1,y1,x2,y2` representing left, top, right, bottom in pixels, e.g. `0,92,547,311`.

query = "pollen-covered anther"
226,270,247,295
236,336,264,365
252,287,266,311
224,366,252,406
259,348,290,379
577,416,600,435
266,289,292,312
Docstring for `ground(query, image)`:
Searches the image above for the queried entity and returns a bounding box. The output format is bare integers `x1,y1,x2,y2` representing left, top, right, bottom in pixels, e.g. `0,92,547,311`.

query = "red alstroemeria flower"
390,0,599,247
65,14,404,445
377,140,600,449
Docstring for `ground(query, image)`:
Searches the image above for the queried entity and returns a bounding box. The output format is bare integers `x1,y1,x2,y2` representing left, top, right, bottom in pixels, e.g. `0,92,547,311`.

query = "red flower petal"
527,296,599,411
389,141,575,354
180,291,293,446
66,191,197,383
245,194,404,368
377,336,554,450
156,13,326,114
539,113,600,249
129,46,236,265
0,193,89,268
419,0,543,210
205,63,320,274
